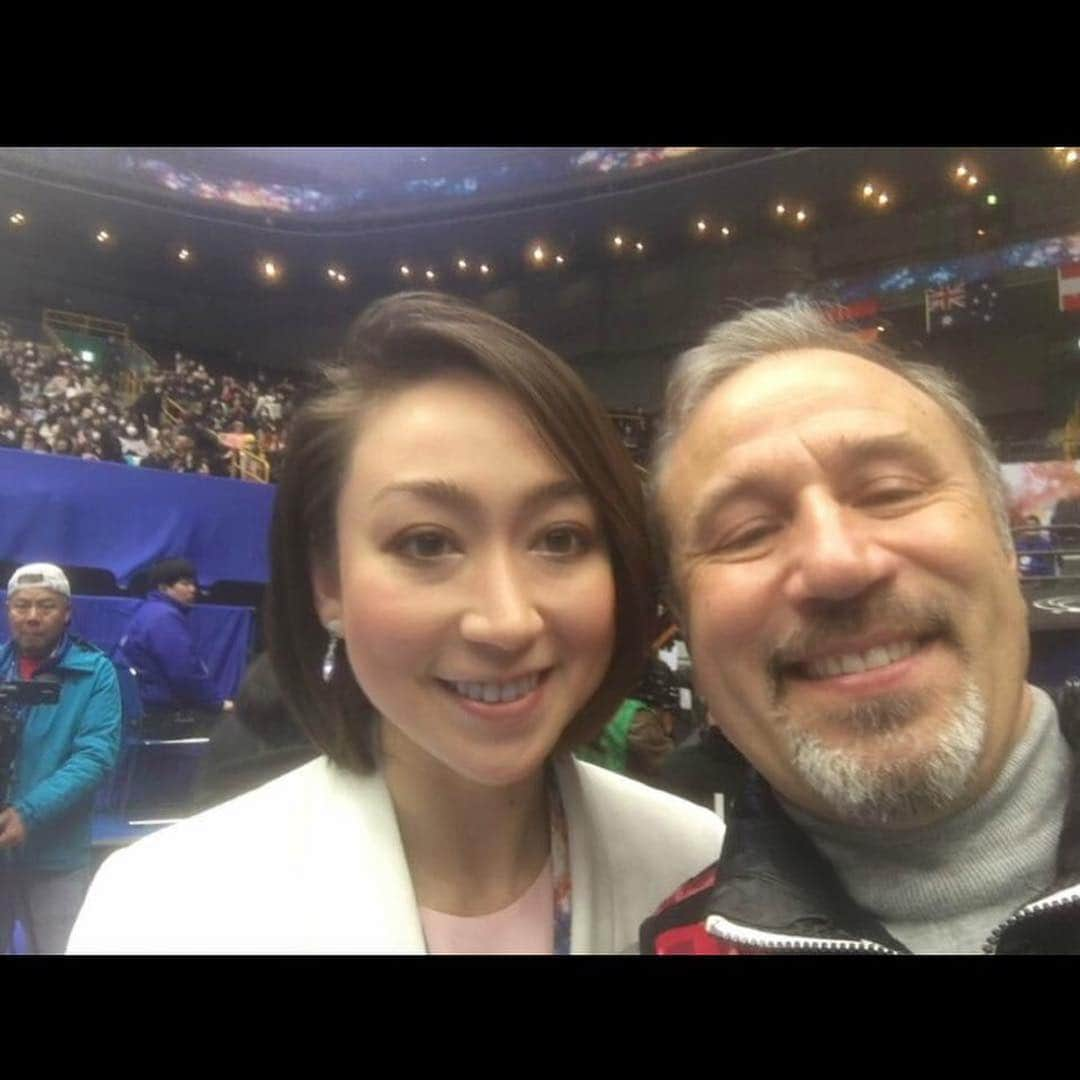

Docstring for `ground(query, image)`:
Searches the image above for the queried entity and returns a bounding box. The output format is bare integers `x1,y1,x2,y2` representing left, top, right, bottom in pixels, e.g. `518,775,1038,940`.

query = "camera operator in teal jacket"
0,563,121,953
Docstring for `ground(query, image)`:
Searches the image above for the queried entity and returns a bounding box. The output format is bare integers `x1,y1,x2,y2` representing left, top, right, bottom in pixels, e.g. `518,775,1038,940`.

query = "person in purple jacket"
115,558,234,723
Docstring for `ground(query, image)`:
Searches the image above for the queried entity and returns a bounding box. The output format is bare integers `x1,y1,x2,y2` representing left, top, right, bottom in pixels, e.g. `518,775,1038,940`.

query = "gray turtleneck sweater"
783,686,1072,954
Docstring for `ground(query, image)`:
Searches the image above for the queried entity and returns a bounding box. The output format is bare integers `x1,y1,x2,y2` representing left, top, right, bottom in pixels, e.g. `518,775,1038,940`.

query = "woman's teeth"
450,673,541,703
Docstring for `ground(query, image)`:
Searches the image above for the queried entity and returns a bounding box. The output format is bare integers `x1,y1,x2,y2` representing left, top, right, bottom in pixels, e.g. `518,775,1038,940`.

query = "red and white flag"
1060,262,1080,313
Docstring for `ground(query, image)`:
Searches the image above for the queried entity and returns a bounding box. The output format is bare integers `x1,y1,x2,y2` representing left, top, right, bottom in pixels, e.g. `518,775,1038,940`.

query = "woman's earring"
322,620,342,684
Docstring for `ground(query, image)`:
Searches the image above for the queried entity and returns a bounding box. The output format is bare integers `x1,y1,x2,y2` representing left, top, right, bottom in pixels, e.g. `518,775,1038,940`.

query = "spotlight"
775,204,786,216
532,245,545,263
555,255,565,265
696,219,707,232
967,174,979,187
877,192,890,206
613,235,624,248
861,183,874,199
178,248,191,262
400,265,411,277
635,241,645,252
263,260,278,279
457,259,468,271
795,209,807,223
425,269,436,281
480,264,490,275
986,193,999,206
720,225,731,237
96,229,111,244
955,164,969,178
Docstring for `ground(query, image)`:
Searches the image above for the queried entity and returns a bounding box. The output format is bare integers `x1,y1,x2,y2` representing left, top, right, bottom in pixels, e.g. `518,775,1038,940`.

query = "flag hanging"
925,279,999,334
1059,263,1080,313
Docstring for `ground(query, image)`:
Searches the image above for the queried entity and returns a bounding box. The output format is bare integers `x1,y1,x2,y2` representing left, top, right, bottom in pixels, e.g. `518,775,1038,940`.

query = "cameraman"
0,564,121,953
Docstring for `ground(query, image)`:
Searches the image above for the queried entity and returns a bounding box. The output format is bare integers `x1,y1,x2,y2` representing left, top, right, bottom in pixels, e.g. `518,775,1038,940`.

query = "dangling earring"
322,620,342,683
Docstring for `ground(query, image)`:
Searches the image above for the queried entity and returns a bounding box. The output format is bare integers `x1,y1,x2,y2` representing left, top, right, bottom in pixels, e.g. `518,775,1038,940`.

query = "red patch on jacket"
655,921,742,955
656,864,718,915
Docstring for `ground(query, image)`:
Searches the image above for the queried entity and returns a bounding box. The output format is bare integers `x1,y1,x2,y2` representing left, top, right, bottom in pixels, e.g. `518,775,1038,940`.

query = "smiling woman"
67,292,724,955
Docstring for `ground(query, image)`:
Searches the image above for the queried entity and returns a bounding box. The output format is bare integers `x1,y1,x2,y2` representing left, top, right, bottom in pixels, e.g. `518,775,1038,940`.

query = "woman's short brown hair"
266,292,656,774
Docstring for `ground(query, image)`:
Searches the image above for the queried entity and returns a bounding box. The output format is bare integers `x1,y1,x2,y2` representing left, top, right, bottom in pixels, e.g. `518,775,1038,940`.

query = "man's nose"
784,493,895,604
459,553,544,652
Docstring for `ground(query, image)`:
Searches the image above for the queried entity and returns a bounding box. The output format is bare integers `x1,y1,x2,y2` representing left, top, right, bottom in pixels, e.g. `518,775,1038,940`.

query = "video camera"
0,682,59,805
0,681,60,709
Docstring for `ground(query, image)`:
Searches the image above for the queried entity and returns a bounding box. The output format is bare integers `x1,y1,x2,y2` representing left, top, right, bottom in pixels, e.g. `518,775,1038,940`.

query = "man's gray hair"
648,300,1012,573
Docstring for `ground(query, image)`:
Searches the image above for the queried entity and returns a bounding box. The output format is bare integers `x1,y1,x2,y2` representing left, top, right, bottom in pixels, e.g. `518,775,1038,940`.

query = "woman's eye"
537,526,590,557
396,531,456,560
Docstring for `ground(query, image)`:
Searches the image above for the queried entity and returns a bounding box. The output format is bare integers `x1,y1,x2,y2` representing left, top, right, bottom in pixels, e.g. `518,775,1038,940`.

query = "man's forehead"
9,586,66,603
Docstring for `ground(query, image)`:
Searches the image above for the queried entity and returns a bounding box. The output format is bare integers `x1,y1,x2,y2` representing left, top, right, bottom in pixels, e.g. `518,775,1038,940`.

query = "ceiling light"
775,204,786,216
967,174,979,187
720,225,731,237
9,211,26,226
178,248,191,261
96,230,111,243
696,219,707,232
986,193,999,206
555,255,565,265
425,269,436,281
955,165,968,178
613,235,624,248
1068,150,1079,165
876,325,886,334
532,245,545,263
262,260,278,279
795,209,807,223
400,265,411,277
457,259,468,270
977,228,986,237
480,264,490,275
877,193,889,206
635,241,645,252
862,183,874,198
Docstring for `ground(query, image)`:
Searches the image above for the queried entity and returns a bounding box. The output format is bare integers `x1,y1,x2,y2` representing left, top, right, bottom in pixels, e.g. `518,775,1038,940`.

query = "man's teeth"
452,673,540,703
804,640,918,680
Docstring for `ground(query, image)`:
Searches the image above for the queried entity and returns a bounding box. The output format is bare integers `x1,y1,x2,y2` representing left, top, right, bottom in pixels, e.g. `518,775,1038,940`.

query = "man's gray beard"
775,677,987,828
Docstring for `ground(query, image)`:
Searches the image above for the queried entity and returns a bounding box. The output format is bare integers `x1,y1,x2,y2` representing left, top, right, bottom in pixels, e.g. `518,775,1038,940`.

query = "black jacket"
641,684,1080,955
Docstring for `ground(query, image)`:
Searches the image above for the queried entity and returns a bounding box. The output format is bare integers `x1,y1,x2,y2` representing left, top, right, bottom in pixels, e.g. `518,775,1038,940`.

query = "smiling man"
640,302,1080,955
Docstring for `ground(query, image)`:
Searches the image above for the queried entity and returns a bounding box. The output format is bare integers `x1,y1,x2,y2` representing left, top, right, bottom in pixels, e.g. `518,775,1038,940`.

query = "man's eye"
860,483,920,506
395,530,457,560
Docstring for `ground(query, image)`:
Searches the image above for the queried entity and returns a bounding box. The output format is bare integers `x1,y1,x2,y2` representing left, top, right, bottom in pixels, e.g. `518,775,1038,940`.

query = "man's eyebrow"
371,477,589,517
685,433,933,547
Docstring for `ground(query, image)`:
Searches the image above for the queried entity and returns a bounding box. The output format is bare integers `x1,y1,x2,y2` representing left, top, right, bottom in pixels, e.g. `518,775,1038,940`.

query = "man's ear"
310,559,343,631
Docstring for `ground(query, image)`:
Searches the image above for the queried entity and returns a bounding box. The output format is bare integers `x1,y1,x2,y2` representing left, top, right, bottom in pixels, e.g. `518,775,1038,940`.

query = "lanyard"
548,767,572,955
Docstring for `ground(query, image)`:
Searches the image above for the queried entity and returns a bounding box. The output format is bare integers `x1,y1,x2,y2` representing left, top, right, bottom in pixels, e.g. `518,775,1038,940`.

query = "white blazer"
68,755,724,954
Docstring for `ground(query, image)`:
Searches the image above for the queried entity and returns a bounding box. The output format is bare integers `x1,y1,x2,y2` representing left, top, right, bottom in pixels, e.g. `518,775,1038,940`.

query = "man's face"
162,578,198,606
659,349,1029,828
7,587,70,658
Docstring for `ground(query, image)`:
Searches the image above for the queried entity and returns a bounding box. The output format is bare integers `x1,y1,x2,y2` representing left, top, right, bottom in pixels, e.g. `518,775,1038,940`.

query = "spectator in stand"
113,557,234,727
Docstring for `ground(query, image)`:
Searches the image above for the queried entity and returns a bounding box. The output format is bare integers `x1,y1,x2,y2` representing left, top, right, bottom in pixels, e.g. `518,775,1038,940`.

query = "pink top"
419,860,554,955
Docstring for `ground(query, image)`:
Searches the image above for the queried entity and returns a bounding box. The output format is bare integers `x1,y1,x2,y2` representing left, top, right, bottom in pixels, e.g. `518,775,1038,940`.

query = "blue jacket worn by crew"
0,634,122,871
115,592,222,712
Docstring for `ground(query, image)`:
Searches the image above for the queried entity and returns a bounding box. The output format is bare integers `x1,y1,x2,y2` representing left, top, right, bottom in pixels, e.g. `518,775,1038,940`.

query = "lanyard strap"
548,768,572,955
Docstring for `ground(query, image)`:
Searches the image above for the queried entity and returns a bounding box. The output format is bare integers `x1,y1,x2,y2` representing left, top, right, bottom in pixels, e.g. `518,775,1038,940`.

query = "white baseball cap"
7,563,71,599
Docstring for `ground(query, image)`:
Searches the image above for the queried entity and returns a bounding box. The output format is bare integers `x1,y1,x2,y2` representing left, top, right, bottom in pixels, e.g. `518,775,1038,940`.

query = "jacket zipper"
982,882,1080,954
706,914,903,955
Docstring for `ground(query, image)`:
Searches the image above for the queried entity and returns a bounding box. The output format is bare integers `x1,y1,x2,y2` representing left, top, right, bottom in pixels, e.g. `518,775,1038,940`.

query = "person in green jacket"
0,563,121,953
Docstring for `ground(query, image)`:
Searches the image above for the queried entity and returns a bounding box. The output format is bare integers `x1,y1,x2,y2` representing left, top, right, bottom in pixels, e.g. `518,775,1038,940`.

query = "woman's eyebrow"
371,477,589,517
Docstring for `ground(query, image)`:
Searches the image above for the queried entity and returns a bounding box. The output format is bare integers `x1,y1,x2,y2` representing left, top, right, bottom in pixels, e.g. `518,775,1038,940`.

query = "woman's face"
314,372,616,788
